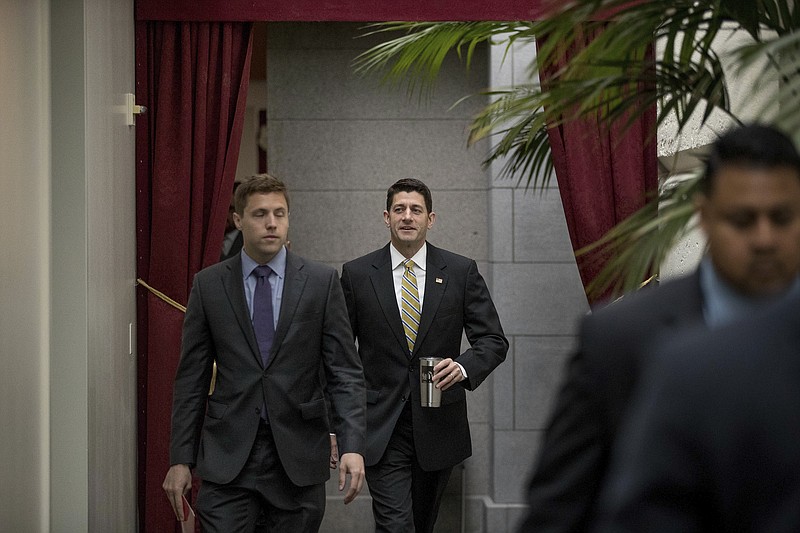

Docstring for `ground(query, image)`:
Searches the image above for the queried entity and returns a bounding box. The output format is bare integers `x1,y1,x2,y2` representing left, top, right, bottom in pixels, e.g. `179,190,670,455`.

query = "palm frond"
353,22,529,98
463,53,735,187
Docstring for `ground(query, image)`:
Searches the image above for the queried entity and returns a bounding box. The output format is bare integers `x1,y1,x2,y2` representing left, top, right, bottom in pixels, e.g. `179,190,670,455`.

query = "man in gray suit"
162,174,366,532
519,123,800,532
341,178,508,532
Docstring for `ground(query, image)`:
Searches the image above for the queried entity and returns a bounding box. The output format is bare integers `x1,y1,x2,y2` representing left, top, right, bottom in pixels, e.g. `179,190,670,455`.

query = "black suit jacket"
169,251,366,487
340,243,507,471
595,292,800,532
520,272,705,532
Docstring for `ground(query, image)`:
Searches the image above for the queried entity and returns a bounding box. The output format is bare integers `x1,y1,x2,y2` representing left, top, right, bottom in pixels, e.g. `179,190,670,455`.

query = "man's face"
698,164,800,297
384,191,435,252
234,192,289,264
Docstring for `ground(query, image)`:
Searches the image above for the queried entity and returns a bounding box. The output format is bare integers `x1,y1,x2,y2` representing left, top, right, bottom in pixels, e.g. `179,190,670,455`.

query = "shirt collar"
241,245,287,280
389,242,427,271
699,255,800,328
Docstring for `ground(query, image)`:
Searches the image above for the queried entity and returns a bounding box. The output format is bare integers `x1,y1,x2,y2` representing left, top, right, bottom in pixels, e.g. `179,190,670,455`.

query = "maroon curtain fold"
538,29,657,305
135,21,253,533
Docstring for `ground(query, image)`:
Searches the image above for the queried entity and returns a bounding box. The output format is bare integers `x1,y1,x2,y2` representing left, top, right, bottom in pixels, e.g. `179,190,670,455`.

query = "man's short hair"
234,173,290,215
701,124,800,195
386,178,433,213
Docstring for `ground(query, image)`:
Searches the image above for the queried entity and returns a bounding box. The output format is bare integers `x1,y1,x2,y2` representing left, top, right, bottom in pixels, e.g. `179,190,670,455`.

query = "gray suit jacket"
169,251,366,486
340,243,507,471
520,272,706,532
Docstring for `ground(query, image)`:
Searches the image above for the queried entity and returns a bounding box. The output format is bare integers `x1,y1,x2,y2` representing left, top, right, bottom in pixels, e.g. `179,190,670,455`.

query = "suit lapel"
221,255,262,363
369,245,409,356
415,244,446,354
270,251,308,366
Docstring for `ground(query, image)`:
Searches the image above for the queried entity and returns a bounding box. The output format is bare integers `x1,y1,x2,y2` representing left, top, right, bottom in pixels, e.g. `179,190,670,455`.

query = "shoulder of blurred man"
580,271,705,356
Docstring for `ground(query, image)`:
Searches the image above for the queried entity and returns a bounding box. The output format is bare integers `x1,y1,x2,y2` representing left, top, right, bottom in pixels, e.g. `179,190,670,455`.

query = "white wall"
50,1,90,528
1,0,137,530
50,0,137,530
0,1,51,530
84,0,138,529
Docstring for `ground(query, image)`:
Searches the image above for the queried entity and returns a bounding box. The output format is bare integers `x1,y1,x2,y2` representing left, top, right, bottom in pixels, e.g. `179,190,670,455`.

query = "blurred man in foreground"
595,290,800,531
519,123,800,532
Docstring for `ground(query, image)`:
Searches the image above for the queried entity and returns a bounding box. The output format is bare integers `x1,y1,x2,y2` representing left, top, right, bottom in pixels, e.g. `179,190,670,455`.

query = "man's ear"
233,212,242,231
427,212,436,229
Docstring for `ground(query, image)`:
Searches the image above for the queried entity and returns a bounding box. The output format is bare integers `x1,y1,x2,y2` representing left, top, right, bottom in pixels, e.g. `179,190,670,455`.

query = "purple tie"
253,265,275,367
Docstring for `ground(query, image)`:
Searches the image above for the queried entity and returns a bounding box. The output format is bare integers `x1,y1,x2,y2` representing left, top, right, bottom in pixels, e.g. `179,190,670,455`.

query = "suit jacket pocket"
206,399,228,419
291,311,322,325
300,397,326,420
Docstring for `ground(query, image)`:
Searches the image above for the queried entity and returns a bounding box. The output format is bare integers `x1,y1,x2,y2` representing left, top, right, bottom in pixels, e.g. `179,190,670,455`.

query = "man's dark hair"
701,124,800,195
234,173,290,215
386,178,433,213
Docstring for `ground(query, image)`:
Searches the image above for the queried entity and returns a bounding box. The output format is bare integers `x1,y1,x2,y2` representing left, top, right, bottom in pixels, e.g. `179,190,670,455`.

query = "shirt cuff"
455,362,467,378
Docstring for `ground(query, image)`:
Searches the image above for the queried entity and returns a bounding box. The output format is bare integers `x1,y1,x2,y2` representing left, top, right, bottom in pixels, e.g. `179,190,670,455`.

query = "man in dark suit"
519,123,800,532
594,291,800,532
340,178,508,533
163,174,366,532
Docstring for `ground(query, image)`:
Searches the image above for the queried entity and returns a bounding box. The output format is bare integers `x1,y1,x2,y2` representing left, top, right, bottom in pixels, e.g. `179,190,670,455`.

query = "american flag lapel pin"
435,277,443,284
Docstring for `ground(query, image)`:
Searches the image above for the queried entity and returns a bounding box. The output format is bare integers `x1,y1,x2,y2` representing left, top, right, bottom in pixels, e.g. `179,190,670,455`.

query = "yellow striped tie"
401,259,421,353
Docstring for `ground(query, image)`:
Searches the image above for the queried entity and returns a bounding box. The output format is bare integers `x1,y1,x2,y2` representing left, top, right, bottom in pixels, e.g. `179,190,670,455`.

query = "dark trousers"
366,404,453,533
196,421,325,533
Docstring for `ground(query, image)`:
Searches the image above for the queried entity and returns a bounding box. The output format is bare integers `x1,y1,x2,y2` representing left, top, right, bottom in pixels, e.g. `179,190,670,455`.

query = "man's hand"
329,433,339,469
338,452,365,504
162,464,192,521
433,358,465,391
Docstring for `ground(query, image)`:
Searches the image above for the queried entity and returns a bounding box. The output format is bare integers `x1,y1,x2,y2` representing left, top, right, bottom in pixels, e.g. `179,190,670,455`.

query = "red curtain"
538,29,657,304
135,21,254,532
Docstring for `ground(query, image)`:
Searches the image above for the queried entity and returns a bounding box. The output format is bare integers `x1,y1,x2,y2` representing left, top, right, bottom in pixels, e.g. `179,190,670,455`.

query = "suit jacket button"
408,365,414,372
401,396,406,402
255,407,261,414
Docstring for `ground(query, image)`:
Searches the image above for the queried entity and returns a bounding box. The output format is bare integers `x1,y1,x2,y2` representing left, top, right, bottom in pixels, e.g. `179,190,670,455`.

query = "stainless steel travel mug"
419,357,443,407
